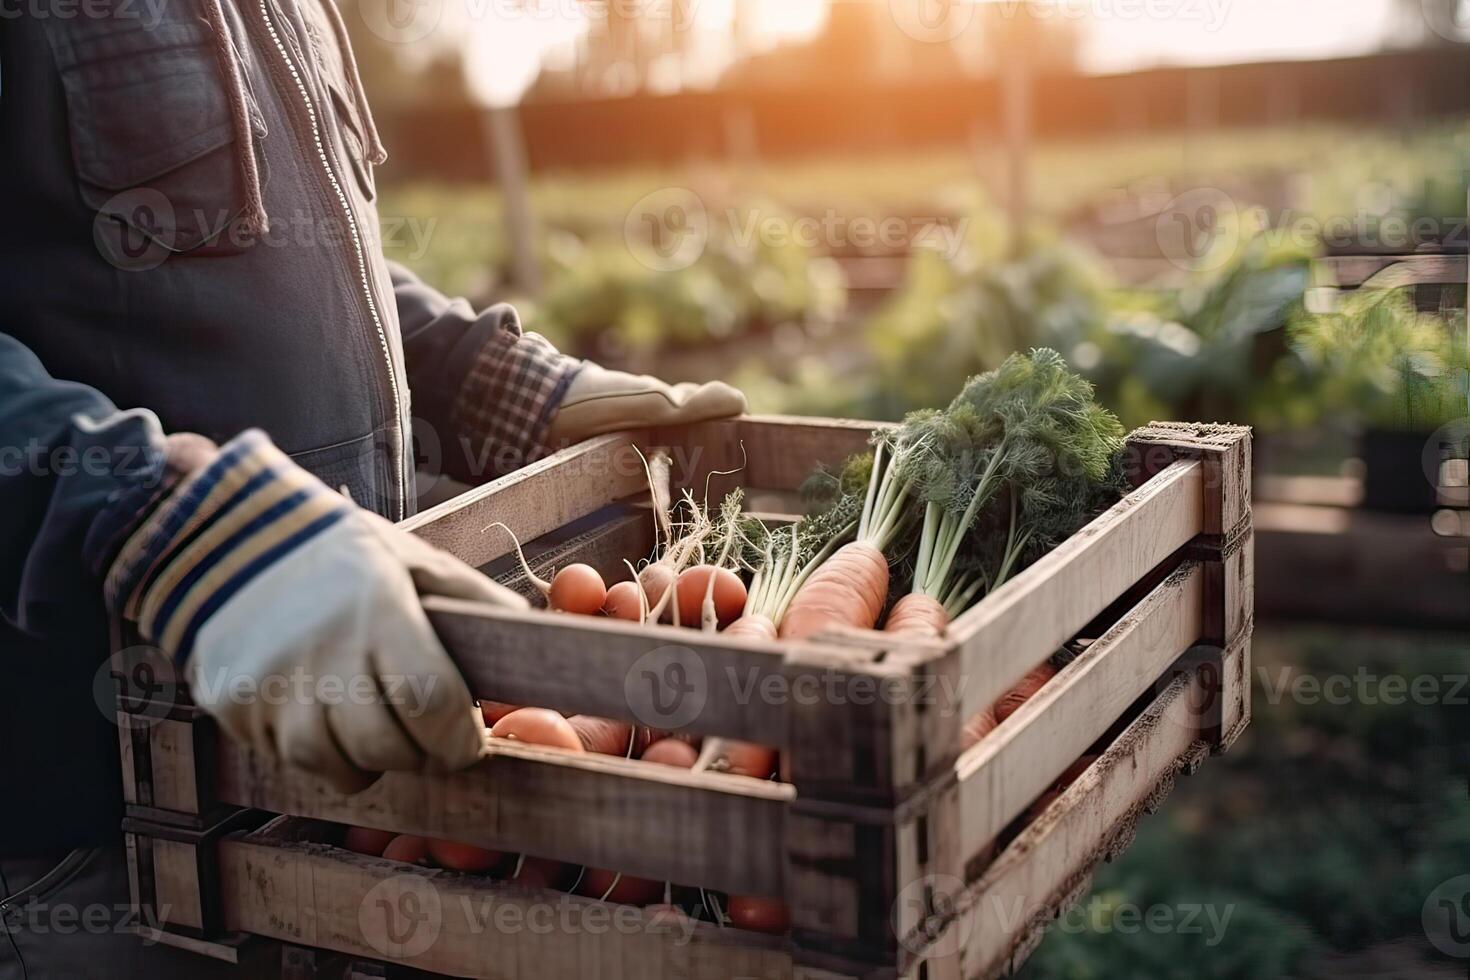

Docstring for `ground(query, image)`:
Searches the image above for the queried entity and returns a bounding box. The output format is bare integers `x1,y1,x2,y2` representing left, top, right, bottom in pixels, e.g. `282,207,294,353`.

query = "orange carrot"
721,613,777,643
567,716,663,757
883,592,949,639
779,541,891,639
961,708,999,750
993,663,1058,722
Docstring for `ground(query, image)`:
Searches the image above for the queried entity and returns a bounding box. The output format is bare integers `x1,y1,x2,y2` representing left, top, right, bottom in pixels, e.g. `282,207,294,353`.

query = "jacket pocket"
44,14,264,256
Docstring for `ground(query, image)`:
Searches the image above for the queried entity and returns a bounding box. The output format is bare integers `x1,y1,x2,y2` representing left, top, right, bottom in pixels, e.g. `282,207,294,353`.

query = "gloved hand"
107,430,526,793
546,362,746,445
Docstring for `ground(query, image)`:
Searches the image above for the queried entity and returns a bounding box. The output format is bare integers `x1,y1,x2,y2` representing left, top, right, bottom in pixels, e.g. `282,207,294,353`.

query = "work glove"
546,361,747,445
107,430,526,793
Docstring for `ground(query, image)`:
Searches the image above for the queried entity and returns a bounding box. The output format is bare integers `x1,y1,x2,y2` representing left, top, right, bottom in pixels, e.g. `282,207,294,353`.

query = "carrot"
567,715,662,757
781,439,912,640
961,708,999,750
721,613,777,643
780,541,891,639
883,592,949,639
993,663,1058,722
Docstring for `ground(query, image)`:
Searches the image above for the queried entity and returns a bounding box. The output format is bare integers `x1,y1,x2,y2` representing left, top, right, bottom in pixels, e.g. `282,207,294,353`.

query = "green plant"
1288,289,1470,432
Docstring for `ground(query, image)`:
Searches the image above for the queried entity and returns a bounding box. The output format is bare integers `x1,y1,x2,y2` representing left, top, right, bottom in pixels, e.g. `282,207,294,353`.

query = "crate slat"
218,833,791,980
953,561,1205,864
908,671,1212,979
947,459,1204,720
403,433,652,569
427,598,804,743
214,737,791,896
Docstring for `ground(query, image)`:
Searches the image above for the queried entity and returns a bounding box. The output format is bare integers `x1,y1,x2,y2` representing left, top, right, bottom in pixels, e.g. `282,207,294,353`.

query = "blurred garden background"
347,1,1468,974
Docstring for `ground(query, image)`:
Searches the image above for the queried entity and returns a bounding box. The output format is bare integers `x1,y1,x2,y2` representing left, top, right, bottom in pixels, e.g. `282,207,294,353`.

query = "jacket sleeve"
0,331,211,641
391,261,580,482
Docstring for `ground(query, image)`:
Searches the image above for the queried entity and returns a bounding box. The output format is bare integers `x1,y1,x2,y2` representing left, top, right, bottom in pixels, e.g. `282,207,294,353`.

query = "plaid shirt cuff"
450,308,581,479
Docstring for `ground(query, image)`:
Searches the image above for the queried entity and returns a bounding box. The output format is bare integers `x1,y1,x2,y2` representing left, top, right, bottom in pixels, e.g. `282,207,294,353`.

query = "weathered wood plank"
947,460,1204,720
426,597,800,743
214,736,791,897
220,831,792,980
952,563,1204,870
403,433,653,569
904,671,1211,979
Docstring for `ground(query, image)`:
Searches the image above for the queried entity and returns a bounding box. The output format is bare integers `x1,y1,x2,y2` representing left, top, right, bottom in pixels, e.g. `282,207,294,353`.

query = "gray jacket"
0,2,576,852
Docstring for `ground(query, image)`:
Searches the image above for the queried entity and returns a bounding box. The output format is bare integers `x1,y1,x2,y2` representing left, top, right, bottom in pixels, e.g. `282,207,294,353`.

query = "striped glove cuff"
105,430,352,663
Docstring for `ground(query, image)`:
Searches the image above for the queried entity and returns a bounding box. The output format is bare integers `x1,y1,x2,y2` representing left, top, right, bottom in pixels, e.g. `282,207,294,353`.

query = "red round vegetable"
381,835,430,865
673,565,747,627
490,708,586,752
342,826,396,857
548,563,607,615
428,839,504,873
726,895,790,933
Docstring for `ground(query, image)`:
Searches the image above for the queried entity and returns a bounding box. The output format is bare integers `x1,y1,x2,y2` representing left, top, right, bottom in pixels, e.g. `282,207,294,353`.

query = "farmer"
0,6,742,975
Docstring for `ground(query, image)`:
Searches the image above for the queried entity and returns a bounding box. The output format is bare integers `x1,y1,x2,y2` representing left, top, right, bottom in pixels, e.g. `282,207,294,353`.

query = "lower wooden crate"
129,667,1215,979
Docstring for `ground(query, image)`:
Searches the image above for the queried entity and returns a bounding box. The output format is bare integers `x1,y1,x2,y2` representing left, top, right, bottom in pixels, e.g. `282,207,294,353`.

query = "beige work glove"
546,362,746,445
108,430,527,793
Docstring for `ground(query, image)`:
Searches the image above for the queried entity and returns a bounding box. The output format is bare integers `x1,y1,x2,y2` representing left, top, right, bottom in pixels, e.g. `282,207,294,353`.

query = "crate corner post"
1125,422,1254,752
781,633,963,979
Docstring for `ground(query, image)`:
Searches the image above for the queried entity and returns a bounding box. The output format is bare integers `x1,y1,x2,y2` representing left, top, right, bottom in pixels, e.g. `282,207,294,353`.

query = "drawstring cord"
317,0,388,165
203,0,270,235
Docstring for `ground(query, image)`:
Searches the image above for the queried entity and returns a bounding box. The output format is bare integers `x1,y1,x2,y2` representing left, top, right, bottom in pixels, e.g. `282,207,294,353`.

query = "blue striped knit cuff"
106,430,351,663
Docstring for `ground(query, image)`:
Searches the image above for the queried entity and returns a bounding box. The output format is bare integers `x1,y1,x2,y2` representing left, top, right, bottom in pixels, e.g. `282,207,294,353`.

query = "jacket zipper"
255,0,408,520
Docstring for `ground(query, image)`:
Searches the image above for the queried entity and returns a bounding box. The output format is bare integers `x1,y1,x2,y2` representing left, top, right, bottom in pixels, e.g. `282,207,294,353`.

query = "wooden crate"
115,416,1253,979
